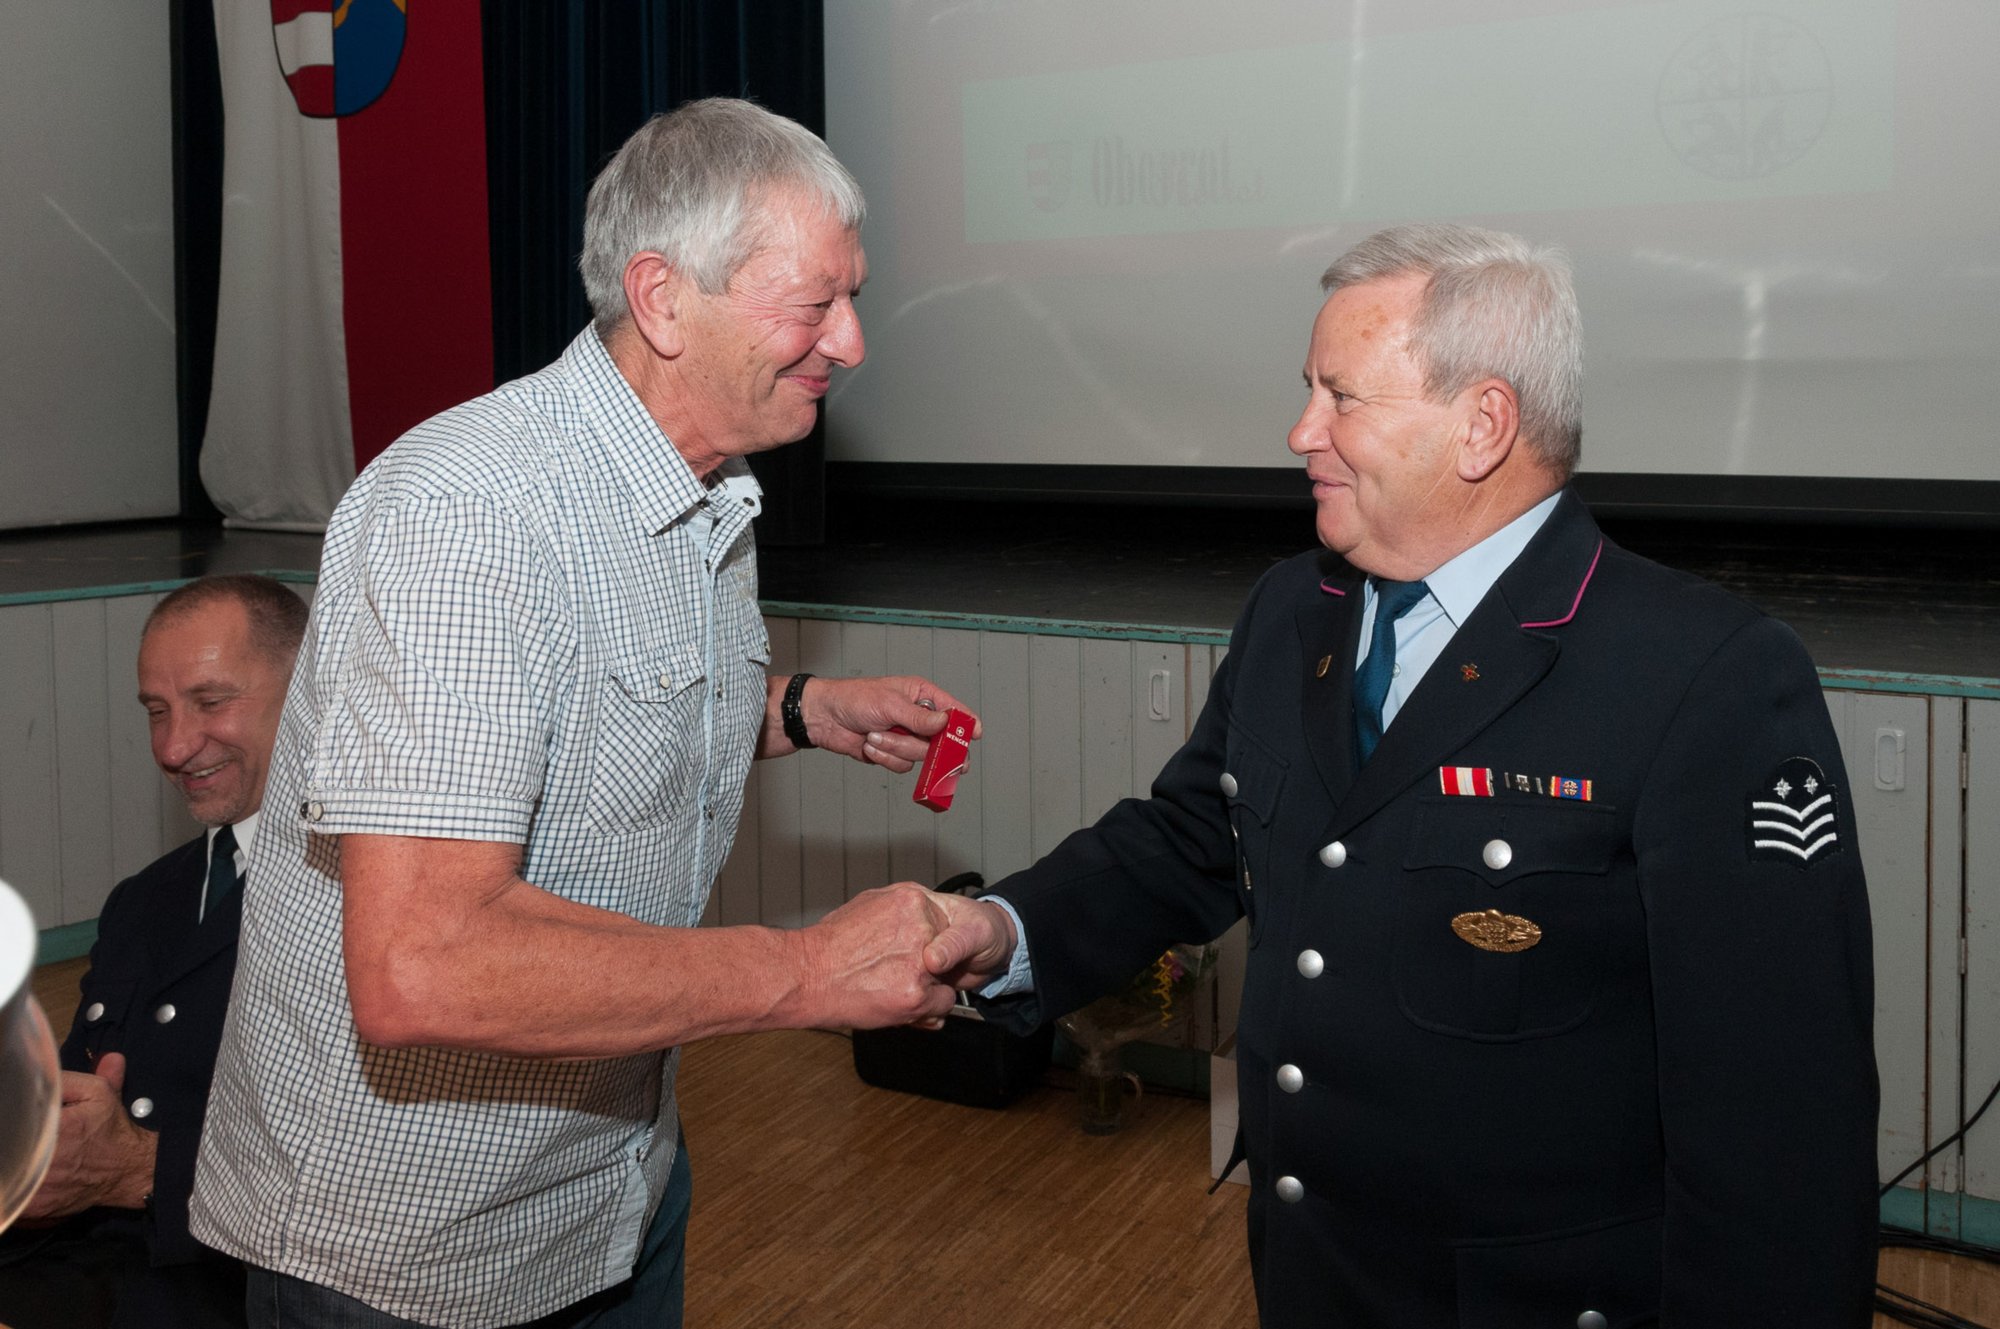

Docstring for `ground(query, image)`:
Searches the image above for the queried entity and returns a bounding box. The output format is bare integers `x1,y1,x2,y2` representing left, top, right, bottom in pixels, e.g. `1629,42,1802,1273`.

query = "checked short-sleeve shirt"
190,329,770,1327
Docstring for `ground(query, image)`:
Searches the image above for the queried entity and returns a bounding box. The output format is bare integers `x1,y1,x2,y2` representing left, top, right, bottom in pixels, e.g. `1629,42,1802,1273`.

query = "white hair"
1322,223,1582,477
579,98,866,331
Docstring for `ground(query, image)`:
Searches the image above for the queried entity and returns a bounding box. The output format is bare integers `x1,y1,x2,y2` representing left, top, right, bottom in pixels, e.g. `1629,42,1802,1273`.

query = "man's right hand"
789,884,967,1030
20,1052,158,1221
785,883,1020,1032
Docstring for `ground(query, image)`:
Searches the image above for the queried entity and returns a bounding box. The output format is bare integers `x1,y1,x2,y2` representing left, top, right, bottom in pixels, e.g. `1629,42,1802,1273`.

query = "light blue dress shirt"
983,491,1562,999
1360,491,1561,732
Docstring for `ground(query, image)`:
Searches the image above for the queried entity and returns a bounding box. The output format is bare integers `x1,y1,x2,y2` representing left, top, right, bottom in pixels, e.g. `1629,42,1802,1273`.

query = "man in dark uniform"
927,224,1879,1327
0,574,305,1328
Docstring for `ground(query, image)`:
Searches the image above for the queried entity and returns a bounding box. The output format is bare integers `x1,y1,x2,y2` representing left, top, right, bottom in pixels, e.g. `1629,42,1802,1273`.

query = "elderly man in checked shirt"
188,100,1007,1329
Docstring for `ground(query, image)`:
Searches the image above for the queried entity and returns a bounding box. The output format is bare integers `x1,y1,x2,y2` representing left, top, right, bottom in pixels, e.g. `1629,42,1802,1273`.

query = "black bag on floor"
850,874,1053,1109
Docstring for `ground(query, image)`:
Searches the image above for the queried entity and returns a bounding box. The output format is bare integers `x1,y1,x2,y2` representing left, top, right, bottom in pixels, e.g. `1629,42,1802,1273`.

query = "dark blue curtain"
170,0,224,523
482,0,828,542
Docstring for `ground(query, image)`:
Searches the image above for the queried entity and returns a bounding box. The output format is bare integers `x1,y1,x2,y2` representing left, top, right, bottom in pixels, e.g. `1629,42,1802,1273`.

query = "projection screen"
825,0,2000,512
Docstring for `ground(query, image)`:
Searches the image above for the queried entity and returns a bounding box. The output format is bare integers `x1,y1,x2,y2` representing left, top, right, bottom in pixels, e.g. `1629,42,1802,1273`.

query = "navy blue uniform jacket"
983,491,1878,1328
0,835,245,1328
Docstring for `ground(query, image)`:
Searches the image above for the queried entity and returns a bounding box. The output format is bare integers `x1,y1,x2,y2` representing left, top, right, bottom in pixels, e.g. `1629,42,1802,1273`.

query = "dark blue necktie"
1354,579,1431,764
205,823,242,918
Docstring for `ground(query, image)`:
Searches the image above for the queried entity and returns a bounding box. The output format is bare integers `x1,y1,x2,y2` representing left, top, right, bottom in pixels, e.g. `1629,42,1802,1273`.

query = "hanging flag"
202,0,493,529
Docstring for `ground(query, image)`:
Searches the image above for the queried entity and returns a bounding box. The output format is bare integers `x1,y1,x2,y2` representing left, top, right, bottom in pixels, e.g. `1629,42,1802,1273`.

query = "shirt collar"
560,327,765,535
209,810,260,870
1419,491,1563,629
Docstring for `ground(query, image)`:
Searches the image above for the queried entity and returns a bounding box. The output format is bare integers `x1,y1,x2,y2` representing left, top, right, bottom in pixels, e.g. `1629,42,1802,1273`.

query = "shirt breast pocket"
741,625,772,678
587,649,705,834
1394,798,1625,1041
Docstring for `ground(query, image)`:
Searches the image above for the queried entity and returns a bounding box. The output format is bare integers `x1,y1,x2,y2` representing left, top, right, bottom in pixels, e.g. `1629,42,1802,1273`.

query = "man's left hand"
20,1052,159,1221
774,675,981,772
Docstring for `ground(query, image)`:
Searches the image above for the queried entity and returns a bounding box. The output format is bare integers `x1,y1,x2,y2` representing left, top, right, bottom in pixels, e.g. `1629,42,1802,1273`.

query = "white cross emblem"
1805,776,1819,793
1773,778,1792,798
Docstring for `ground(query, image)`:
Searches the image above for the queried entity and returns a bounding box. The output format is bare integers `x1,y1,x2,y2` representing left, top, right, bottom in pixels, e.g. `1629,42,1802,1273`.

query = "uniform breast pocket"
587,650,705,834
1222,724,1288,946
1452,1209,1662,1328
1394,798,1625,1040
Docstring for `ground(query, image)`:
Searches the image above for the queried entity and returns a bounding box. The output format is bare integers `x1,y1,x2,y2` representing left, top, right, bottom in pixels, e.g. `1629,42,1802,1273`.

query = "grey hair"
1321,224,1582,477
579,97,866,332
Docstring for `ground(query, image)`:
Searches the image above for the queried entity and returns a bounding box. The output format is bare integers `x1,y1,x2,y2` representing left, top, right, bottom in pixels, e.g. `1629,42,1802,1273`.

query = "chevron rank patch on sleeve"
1748,756,1843,867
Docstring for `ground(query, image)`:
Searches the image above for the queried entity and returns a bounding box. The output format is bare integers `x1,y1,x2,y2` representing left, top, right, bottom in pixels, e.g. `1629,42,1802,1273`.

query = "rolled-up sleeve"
301,493,570,843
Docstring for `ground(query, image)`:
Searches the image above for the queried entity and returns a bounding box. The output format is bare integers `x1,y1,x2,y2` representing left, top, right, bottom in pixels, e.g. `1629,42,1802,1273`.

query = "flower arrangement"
1137,942,1214,1028
1060,940,1218,1049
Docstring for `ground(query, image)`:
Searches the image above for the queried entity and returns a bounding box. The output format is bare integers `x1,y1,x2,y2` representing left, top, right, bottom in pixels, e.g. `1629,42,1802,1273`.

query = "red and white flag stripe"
202,0,493,529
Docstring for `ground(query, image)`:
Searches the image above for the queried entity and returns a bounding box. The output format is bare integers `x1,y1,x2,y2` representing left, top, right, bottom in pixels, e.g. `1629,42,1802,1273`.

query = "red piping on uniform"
1520,540,1602,628
1320,580,1347,596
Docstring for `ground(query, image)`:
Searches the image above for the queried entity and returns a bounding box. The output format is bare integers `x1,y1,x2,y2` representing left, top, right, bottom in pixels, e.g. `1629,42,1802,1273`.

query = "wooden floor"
678,1028,1255,1329
27,957,2000,1326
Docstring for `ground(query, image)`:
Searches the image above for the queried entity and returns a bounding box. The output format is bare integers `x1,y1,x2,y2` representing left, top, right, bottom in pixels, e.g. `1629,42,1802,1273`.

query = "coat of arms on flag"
271,0,407,118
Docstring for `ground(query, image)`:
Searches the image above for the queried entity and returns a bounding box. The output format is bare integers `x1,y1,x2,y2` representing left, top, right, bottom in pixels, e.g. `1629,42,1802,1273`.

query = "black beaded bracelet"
781,672,815,750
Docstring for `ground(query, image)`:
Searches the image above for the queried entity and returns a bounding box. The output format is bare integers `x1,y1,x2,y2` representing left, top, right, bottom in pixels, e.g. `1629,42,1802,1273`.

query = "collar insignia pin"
1316,654,1332,679
1461,662,1480,682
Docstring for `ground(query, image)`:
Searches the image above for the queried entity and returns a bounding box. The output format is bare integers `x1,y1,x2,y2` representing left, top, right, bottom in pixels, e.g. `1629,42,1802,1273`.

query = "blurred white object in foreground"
0,877,60,1232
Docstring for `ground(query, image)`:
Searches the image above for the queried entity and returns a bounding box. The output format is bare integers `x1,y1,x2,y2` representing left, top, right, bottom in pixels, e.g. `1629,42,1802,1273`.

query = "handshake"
785,882,1019,1033
773,677,1015,1031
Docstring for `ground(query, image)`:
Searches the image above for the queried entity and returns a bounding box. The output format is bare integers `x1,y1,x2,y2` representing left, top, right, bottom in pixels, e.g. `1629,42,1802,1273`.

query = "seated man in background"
0,573,306,1329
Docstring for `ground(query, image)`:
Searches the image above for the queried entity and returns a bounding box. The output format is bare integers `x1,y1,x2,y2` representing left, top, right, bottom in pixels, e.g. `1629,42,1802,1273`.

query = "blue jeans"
245,1138,692,1329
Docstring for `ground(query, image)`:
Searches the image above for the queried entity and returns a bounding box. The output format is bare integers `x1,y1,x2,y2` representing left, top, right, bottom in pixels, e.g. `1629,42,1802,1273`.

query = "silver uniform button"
154,1004,176,1025
129,1097,154,1120
1219,772,1239,798
84,1002,105,1023
1577,1313,1608,1329
1276,1064,1304,1093
1296,949,1325,979
1482,838,1513,871
1317,841,1347,869
1274,1175,1305,1203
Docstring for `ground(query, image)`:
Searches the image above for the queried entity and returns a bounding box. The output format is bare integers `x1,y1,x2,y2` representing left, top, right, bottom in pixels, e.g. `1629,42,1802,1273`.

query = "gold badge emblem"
1461,662,1480,682
1316,654,1332,678
1451,909,1542,953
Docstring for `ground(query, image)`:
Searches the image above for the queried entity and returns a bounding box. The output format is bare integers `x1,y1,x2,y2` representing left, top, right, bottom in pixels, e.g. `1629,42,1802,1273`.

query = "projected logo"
1026,141,1072,212
270,0,408,118
1657,14,1831,180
